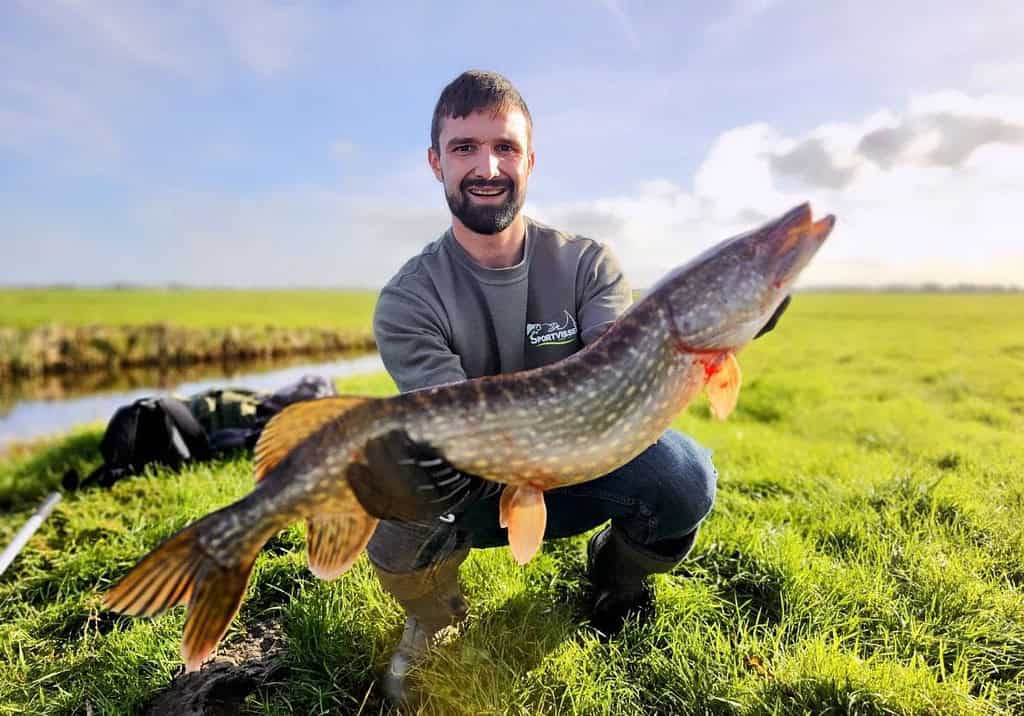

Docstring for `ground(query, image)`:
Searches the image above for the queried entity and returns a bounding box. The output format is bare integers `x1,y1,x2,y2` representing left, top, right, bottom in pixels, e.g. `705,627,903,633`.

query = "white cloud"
706,0,783,42
973,61,1024,91
529,89,1024,288
130,188,448,288
7,87,1020,289
598,0,642,52
0,1,328,172
0,78,121,167
15,0,209,77
205,0,321,76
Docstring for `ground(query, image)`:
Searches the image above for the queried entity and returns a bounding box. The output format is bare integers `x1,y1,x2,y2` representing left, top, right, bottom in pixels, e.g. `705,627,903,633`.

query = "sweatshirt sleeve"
373,283,468,393
576,242,633,345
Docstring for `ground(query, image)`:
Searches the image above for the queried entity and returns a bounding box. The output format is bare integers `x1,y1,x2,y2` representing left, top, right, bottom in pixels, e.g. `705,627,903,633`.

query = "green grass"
0,288,379,330
2,294,1023,714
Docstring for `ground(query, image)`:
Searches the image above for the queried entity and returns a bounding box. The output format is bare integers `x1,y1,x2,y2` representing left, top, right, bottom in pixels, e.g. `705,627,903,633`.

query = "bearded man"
348,69,786,703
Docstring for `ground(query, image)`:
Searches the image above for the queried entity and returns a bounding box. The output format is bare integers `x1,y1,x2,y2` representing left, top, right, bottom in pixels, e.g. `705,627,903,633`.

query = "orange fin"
499,484,514,528
254,396,368,482
306,511,379,580
500,485,547,565
705,352,742,420
103,518,258,673
103,525,202,618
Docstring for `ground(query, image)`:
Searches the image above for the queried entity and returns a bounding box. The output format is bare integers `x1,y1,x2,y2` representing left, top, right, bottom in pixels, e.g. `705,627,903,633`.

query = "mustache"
461,178,513,192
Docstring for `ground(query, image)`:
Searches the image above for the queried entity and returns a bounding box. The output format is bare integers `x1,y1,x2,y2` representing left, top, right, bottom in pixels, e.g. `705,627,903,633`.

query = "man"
347,70,787,703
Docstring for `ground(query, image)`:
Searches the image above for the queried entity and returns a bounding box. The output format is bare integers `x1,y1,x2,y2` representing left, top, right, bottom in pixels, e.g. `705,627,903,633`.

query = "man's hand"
347,429,496,522
755,295,791,339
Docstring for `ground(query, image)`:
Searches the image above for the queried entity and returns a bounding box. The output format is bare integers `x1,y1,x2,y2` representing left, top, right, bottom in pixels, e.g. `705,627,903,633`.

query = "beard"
444,176,524,235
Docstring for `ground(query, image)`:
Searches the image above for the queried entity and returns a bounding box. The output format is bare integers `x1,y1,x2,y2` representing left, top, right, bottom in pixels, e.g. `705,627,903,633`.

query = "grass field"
0,288,379,330
1,293,1023,714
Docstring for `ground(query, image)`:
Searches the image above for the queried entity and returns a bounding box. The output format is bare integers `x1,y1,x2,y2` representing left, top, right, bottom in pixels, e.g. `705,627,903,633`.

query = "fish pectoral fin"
704,351,742,420
103,517,257,673
254,396,370,482
306,511,379,580
501,485,547,566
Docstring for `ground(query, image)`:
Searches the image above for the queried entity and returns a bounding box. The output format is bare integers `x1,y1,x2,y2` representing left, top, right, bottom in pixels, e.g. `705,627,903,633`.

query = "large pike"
104,203,835,671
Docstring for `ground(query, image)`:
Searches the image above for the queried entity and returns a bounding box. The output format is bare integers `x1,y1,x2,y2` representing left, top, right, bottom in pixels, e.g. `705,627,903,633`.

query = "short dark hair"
430,70,533,153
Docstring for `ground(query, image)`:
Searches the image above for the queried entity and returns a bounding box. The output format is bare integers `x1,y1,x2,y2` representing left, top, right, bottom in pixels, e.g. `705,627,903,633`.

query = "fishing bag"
188,375,338,452
64,374,337,491
72,397,213,489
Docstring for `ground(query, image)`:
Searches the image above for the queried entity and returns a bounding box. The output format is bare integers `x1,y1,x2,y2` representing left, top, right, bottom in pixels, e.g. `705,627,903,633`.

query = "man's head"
428,70,535,235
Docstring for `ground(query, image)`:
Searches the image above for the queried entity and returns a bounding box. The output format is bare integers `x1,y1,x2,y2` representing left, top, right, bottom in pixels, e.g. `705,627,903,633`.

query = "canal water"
0,352,384,450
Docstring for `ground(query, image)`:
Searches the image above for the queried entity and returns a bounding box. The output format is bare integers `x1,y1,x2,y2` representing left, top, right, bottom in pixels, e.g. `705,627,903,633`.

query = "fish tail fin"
103,516,258,672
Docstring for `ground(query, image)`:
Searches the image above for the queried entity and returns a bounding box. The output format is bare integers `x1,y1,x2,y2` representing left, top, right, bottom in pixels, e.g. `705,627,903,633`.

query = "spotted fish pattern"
104,203,836,672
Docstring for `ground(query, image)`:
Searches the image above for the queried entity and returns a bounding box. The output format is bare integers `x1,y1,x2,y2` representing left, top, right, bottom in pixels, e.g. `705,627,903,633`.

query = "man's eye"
497,144,515,153
453,145,473,154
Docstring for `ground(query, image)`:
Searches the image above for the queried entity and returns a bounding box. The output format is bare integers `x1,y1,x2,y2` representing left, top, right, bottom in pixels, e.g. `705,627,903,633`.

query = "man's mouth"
465,185,509,198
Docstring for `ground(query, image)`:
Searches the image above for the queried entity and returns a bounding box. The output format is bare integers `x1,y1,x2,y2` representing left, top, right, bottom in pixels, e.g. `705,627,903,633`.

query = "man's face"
428,108,535,235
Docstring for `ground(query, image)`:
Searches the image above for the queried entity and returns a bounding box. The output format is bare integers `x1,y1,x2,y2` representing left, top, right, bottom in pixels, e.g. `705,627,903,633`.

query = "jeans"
366,429,718,573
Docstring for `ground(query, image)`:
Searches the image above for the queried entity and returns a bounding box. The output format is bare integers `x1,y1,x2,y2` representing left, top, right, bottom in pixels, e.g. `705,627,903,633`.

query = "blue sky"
2,0,1022,288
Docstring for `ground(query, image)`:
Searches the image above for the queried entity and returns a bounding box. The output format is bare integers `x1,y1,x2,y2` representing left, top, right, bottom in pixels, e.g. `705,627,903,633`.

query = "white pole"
0,491,62,576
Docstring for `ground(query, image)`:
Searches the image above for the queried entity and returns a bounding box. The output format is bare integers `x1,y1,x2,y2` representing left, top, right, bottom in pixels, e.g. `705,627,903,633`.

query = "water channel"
0,352,384,450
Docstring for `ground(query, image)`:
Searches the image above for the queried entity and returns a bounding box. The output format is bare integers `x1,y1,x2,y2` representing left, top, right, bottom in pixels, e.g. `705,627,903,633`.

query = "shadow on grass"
0,430,102,511
750,676,937,715
729,479,797,501
35,598,122,644
413,590,581,714
682,543,785,627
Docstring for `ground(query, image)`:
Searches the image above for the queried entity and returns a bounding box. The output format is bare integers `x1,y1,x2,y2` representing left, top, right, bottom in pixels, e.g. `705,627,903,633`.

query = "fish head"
657,203,835,352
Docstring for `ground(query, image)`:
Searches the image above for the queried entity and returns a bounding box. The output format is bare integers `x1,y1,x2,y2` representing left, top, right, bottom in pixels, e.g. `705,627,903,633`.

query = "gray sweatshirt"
373,217,632,393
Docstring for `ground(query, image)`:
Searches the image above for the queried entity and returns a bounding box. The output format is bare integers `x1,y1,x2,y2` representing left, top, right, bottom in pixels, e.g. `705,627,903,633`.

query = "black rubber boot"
585,525,694,638
373,547,470,705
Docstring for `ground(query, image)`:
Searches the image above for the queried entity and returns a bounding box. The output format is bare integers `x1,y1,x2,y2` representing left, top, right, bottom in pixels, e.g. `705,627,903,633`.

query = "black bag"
63,374,337,491
65,398,211,490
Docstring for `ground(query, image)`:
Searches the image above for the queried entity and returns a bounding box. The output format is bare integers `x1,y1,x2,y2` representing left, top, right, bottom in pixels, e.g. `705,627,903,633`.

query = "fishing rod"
0,491,62,576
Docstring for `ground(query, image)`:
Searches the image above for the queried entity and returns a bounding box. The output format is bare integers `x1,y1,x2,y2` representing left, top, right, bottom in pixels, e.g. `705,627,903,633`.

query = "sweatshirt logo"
526,310,578,347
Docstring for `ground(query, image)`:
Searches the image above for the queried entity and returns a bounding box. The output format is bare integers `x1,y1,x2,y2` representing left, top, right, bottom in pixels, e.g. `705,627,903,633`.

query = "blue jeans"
367,430,717,573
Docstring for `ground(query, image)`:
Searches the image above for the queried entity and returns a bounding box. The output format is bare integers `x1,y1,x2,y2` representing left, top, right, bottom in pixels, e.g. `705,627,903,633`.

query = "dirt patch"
144,621,288,716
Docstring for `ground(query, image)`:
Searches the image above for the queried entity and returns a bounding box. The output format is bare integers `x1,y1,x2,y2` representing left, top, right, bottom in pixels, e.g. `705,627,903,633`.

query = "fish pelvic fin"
500,485,547,565
704,352,742,419
102,518,258,673
306,511,379,580
255,396,370,482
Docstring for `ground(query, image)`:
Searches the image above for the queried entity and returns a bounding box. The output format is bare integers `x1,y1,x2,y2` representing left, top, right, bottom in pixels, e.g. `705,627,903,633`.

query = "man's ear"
527,148,536,176
427,147,443,182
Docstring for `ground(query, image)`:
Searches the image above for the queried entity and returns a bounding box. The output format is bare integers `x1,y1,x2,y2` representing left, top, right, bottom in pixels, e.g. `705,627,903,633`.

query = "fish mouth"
762,203,835,288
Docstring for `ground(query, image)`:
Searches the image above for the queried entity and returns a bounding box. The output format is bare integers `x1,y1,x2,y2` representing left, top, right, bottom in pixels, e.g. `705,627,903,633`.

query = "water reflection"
0,352,384,448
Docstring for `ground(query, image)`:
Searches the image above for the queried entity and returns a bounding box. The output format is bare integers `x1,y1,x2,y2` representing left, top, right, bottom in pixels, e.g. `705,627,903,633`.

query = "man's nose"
473,149,501,179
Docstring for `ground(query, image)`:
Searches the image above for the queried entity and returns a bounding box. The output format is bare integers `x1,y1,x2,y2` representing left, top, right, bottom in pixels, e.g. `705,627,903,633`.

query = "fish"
103,202,835,672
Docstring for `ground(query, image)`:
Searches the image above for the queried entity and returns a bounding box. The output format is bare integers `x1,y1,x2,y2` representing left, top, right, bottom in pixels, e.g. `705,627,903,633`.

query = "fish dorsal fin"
500,484,547,565
704,352,742,420
306,510,379,580
254,396,369,482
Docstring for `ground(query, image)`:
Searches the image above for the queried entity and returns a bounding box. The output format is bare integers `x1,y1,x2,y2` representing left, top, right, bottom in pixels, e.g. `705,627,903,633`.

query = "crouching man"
348,69,783,703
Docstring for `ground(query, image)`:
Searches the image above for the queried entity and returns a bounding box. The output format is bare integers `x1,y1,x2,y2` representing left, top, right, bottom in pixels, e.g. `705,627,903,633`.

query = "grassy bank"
0,288,379,330
1,294,1023,714
0,288,379,379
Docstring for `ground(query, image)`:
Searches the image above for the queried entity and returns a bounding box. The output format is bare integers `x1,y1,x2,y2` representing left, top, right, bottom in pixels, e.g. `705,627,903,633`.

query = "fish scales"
198,299,697,539
370,302,687,488
103,203,836,672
